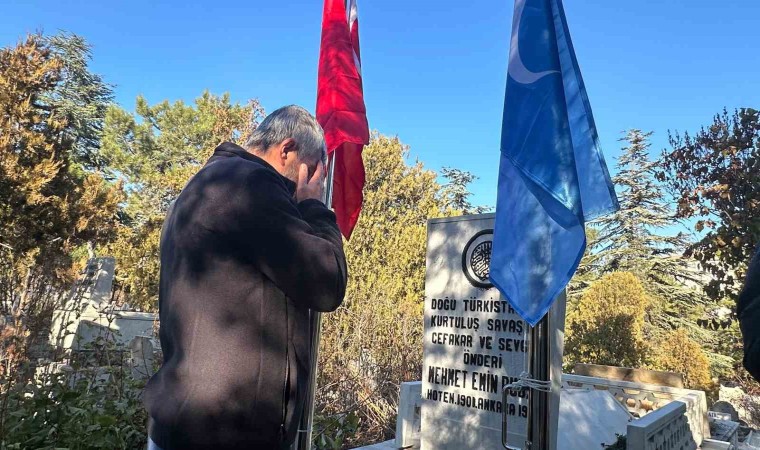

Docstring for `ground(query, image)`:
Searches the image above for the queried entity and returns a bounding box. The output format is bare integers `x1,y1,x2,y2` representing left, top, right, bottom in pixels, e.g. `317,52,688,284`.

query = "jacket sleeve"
219,168,347,312
738,245,760,382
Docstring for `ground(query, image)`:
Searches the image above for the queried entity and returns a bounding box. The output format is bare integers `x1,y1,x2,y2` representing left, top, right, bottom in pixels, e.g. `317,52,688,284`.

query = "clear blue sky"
2,0,759,207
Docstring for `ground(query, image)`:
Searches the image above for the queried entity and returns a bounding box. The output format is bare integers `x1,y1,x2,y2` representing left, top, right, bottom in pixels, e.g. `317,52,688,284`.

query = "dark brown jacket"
144,142,347,449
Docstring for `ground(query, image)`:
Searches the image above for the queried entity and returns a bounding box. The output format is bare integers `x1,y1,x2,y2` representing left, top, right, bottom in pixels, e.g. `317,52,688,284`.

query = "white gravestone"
421,214,565,450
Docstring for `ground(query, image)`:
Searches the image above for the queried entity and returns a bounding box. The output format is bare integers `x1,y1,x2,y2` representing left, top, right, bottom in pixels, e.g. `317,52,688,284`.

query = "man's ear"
279,138,297,161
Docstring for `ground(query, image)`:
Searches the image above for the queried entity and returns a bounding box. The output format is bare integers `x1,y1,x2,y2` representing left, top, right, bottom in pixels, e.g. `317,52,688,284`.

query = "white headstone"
130,336,155,380
396,381,423,449
421,214,564,450
49,257,158,351
50,257,116,349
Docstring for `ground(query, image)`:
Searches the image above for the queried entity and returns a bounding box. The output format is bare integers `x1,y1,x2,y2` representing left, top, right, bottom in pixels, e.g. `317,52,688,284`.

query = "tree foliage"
440,167,490,215
41,33,114,171
0,34,122,322
659,108,760,299
580,130,719,360
565,272,651,368
652,328,714,392
0,36,124,446
101,94,264,309
0,35,67,274
590,131,704,303
568,226,599,304
592,130,686,275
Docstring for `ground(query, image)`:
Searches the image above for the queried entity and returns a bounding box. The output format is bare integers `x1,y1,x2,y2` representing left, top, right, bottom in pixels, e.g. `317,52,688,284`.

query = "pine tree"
584,130,728,371
440,167,490,215
592,130,685,273
41,32,114,171
0,35,121,292
590,131,700,305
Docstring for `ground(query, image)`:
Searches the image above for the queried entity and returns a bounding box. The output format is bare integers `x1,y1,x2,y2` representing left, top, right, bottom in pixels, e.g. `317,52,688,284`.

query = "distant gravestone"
421,214,565,450
87,257,117,306
129,336,154,380
710,401,740,422
50,257,116,349
50,257,158,352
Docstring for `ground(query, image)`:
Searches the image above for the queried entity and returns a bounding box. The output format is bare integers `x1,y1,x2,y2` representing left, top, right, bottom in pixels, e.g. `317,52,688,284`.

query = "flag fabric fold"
489,0,619,326
317,0,370,239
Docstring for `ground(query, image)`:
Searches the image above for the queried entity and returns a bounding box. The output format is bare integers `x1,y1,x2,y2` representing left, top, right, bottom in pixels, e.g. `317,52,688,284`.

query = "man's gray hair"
246,105,326,163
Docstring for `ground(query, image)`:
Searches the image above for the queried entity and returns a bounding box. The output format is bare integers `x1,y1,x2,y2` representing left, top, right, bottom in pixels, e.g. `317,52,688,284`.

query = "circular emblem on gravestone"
462,229,494,289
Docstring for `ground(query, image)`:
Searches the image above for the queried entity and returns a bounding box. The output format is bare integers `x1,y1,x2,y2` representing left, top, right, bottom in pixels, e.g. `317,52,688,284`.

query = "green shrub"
652,328,714,393
603,434,626,450
313,411,361,450
565,272,651,368
1,338,148,449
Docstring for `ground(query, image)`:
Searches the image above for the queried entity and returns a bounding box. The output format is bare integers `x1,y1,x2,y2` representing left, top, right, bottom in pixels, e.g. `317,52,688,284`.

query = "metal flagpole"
502,314,551,450
297,154,337,450
527,316,550,450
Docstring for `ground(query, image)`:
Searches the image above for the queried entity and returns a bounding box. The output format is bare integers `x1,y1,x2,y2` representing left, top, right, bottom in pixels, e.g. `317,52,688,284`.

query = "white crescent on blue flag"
489,0,619,326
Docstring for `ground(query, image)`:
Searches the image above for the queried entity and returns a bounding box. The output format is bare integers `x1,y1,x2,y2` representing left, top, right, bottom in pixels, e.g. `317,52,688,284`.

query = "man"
739,245,760,382
144,105,347,449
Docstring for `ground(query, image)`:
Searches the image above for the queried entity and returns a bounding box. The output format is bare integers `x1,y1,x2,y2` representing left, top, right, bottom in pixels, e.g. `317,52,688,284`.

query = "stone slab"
350,440,397,450
627,400,698,450
573,363,684,389
562,374,710,444
557,389,631,450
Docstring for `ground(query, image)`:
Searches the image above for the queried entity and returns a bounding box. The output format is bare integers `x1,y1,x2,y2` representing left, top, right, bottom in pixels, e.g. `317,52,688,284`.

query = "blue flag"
489,0,619,326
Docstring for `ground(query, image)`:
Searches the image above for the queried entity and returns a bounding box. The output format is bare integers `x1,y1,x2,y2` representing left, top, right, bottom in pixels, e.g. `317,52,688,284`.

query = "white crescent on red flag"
317,0,370,239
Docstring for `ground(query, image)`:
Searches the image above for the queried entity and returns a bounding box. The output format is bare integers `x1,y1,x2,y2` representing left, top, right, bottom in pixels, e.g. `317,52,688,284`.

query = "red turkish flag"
316,0,369,239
